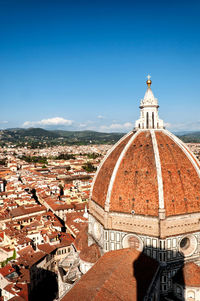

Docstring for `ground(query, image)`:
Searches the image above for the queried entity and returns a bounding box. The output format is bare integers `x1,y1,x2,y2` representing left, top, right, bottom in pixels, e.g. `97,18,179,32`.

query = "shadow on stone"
133,246,185,301
29,267,58,301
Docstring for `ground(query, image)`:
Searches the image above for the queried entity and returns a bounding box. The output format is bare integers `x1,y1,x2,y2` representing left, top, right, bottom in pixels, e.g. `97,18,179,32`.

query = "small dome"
80,243,101,263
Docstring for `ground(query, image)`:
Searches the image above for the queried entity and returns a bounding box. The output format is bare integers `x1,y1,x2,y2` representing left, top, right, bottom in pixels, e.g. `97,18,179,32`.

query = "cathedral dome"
91,129,200,217
90,78,200,219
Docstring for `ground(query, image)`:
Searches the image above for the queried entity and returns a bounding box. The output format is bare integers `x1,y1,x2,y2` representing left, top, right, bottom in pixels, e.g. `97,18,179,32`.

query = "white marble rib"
150,130,165,210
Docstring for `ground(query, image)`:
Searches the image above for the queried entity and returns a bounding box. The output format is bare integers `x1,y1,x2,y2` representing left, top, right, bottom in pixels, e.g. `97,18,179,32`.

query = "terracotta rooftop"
65,212,88,237
18,268,30,283
62,248,159,301
73,225,88,251
0,264,15,277
9,205,46,218
17,250,45,267
174,262,200,287
59,233,74,245
4,282,29,301
37,243,57,254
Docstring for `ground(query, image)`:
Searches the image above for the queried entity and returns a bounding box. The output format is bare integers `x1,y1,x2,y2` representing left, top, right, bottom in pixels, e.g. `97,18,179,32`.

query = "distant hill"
0,128,125,147
6,127,59,138
52,129,124,142
1,128,200,148
176,131,200,143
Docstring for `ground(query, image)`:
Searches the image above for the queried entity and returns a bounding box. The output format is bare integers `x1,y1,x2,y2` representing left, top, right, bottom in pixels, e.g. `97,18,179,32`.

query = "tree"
55,153,76,160
82,162,97,173
58,184,64,196
0,158,7,165
86,152,101,159
13,249,16,260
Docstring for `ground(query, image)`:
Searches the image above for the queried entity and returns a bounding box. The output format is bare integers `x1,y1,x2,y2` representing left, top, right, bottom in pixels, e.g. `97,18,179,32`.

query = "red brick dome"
91,129,200,217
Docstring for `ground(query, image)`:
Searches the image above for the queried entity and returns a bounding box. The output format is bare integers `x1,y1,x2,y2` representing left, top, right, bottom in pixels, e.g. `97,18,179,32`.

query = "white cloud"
163,120,200,132
110,122,133,129
97,115,104,119
78,120,94,128
23,117,73,127
163,122,171,128
100,122,133,131
79,123,87,128
0,121,8,124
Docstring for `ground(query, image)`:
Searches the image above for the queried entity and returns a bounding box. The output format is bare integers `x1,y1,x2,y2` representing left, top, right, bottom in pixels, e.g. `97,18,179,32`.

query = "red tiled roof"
73,225,88,251
59,233,74,245
37,243,57,254
17,246,34,256
4,283,28,301
0,264,15,277
62,248,159,301
73,202,87,210
65,212,88,236
10,205,46,218
18,268,30,283
174,262,200,287
17,250,45,267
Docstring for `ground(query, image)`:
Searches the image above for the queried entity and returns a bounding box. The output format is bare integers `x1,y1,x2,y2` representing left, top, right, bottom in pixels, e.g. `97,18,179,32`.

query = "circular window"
179,235,197,257
122,234,143,251
128,236,140,249
180,237,190,250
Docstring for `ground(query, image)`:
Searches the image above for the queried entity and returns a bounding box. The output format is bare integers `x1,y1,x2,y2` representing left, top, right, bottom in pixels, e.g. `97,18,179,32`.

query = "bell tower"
135,75,164,129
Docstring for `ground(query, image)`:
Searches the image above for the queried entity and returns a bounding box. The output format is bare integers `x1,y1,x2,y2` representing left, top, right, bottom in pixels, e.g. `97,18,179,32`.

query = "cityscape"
1,1,200,301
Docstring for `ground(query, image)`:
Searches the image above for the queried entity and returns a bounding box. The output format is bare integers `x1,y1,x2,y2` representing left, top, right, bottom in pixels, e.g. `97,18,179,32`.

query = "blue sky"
0,0,200,132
